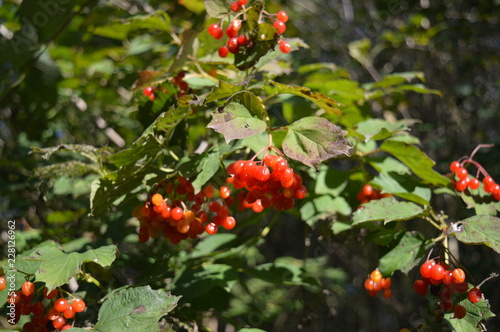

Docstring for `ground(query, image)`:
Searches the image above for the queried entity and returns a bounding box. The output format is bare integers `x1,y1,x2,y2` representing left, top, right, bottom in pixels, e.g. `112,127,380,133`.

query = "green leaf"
300,195,351,227
282,116,351,168
205,80,243,103
173,264,238,302
190,234,239,259
371,172,431,205
380,140,451,186
271,81,342,116
34,244,117,291
31,144,112,163
94,286,180,332
378,232,432,275
110,106,191,167
449,216,500,254
207,92,268,143
352,118,419,141
397,83,442,96
205,0,229,18
176,147,221,193
444,291,495,331
352,197,427,226
93,12,172,40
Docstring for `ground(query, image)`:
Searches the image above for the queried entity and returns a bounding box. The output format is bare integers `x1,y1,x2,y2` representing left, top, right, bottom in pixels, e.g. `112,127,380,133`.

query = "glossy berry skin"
431,264,445,280
420,260,435,278
54,298,69,312
279,41,291,53
370,269,382,282
276,11,289,22
21,281,35,296
143,86,154,97
455,167,468,180
468,178,480,190
362,184,373,197
455,178,469,192
52,316,66,329
468,287,482,303
449,161,461,173
208,24,223,39
0,277,5,291
452,268,466,283
273,20,286,34
72,298,86,312
44,288,58,299
218,46,229,58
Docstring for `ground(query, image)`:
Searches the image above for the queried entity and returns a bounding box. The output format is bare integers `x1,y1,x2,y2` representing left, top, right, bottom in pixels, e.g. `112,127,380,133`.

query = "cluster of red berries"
142,71,190,101
364,269,392,298
7,280,86,331
133,176,237,244
225,154,307,212
414,258,481,320
207,2,291,57
450,160,500,200
356,184,392,205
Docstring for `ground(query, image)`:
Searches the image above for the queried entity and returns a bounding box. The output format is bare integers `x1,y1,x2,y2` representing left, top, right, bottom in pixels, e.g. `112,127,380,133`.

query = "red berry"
430,264,445,280
455,178,469,192
453,304,467,319
143,86,154,96
450,161,461,173
264,154,279,167
380,278,392,289
72,298,86,312
203,184,215,198
455,167,468,180
227,37,239,53
237,35,248,46
219,186,231,199
383,288,392,298
208,24,223,39
468,287,482,303
483,176,495,191
0,277,5,291
370,269,382,282
254,166,271,182
44,288,58,299
221,216,236,230
171,207,184,221
54,298,69,312
218,46,229,58
151,193,163,206
21,281,35,297
32,301,45,316
364,278,375,291
452,268,466,283
276,11,289,23
61,325,73,331
230,1,242,12
237,0,248,4
63,306,76,318
413,279,428,296
362,184,373,197
420,260,435,278
273,20,287,34
205,222,218,235
52,316,66,329
468,178,480,190
279,41,291,53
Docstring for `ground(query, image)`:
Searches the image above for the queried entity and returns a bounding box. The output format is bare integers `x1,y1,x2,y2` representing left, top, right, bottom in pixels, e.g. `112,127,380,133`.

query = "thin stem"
477,273,499,288
469,144,494,161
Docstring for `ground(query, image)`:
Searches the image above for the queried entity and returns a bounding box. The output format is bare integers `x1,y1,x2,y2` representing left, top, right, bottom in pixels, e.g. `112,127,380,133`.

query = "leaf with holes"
282,116,351,168
449,215,500,254
207,92,267,143
94,286,180,332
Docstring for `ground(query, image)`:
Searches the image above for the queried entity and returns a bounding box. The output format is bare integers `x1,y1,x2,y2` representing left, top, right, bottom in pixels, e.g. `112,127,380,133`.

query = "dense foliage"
1,0,499,331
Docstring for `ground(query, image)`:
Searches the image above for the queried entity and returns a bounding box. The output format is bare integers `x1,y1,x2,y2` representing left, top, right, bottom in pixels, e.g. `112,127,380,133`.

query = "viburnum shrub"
4,1,499,331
